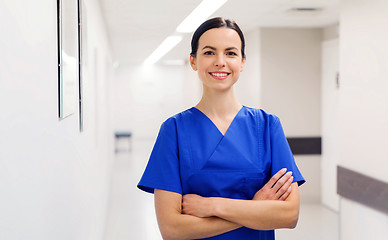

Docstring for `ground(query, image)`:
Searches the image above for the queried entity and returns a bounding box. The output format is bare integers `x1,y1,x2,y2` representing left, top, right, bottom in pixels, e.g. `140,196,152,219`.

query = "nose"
214,54,226,67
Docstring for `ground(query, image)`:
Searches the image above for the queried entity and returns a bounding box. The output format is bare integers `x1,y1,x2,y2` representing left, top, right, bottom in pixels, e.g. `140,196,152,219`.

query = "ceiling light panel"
144,36,183,65
176,0,228,33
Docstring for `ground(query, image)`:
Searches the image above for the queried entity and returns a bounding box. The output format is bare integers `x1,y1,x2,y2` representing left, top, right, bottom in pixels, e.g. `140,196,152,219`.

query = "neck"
195,87,242,117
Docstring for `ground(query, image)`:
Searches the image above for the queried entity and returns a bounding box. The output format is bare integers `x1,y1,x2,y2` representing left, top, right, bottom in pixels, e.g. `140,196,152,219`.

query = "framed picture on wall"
57,0,79,120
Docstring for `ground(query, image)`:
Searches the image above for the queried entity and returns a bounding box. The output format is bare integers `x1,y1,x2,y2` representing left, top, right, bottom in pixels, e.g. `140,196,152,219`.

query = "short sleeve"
137,118,182,194
270,116,305,186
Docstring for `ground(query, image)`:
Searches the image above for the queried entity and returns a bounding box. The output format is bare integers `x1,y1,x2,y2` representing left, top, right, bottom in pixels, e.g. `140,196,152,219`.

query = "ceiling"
99,0,339,66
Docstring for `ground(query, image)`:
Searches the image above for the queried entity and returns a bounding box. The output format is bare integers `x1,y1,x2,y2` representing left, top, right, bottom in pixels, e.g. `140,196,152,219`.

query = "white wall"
112,64,201,140
260,28,323,203
236,28,261,108
260,28,322,136
321,39,340,212
323,23,339,41
0,1,114,240
339,0,388,238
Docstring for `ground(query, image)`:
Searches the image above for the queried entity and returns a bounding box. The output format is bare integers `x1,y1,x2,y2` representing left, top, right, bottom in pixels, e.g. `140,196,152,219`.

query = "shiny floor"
104,139,339,240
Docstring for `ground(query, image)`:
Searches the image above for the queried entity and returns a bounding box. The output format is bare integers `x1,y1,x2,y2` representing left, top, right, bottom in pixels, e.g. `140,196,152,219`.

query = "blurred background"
1,0,388,239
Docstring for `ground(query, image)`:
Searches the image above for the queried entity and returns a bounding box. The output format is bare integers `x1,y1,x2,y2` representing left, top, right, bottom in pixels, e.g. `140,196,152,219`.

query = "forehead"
198,28,241,49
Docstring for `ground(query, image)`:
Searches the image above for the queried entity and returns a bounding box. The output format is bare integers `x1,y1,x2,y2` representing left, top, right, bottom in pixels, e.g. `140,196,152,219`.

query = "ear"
190,55,198,71
240,57,247,72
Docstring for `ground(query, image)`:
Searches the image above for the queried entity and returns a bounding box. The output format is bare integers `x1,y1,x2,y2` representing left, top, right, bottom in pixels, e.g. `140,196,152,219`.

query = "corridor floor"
104,139,339,240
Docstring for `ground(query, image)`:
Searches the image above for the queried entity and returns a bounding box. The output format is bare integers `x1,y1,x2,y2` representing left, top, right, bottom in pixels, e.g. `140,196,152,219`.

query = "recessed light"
286,7,323,15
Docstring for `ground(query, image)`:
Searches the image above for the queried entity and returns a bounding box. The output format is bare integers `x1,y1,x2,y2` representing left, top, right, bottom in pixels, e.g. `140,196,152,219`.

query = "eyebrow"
202,46,239,51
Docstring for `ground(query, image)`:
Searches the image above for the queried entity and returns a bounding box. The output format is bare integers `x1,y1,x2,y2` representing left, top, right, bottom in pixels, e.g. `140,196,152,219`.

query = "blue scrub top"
138,106,305,239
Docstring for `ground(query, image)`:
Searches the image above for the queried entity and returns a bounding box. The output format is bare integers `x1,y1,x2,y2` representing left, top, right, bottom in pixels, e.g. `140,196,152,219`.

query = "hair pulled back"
190,17,246,58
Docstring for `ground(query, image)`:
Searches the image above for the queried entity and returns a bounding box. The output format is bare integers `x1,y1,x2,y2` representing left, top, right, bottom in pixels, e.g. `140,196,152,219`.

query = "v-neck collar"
192,106,245,137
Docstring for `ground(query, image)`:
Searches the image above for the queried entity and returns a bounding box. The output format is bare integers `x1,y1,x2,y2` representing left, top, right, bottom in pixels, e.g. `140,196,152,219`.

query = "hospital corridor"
1,0,388,240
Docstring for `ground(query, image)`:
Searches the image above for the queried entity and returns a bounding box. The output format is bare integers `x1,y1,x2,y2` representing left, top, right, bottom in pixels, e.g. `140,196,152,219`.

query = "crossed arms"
154,168,300,240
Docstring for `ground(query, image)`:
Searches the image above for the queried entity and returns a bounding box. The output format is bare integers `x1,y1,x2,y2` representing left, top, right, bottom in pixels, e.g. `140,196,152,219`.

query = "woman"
138,17,305,239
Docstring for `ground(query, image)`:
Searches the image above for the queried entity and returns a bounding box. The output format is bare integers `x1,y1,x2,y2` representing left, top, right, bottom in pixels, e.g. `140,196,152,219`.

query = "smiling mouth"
209,72,230,77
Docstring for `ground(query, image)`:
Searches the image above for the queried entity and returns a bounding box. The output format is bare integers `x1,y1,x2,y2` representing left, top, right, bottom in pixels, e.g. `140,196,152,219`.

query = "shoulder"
242,106,280,126
160,107,195,130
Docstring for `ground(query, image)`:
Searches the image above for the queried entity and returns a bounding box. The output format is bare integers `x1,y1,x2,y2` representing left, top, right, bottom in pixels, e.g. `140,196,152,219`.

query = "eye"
204,51,214,55
226,51,238,56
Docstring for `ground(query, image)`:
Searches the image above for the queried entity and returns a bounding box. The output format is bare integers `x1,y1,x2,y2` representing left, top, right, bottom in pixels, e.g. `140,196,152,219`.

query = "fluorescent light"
176,0,228,33
144,36,183,65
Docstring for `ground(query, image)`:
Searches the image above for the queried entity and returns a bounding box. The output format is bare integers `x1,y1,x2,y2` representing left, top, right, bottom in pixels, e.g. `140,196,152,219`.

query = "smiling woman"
137,17,305,240
189,27,245,95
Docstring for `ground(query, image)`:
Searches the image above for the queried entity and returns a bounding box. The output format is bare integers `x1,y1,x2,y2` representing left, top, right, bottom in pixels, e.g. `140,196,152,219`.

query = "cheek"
198,72,209,83
231,61,243,72
196,63,211,75
196,68,207,81
197,58,209,67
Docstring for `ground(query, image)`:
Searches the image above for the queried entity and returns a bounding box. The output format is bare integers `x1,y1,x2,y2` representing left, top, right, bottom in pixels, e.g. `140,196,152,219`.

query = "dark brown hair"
190,17,246,58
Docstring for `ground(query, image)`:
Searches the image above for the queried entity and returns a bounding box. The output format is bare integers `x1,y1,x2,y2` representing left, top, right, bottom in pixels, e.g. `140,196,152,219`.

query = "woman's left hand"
253,169,293,201
182,194,214,218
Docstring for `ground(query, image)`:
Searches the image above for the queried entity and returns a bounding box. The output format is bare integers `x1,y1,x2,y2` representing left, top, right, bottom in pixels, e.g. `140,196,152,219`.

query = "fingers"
273,171,292,190
273,171,293,194
253,168,293,201
182,194,194,214
279,185,292,201
276,175,294,200
266,168,287,189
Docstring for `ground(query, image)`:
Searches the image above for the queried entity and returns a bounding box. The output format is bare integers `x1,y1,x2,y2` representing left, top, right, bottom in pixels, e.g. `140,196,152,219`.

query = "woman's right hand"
253,168,293,201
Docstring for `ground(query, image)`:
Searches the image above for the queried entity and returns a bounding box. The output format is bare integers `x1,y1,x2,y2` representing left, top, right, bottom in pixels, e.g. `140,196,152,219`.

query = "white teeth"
211,73,228,77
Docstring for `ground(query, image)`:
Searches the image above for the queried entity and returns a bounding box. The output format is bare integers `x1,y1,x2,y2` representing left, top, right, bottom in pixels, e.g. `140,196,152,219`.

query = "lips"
209,72,230,79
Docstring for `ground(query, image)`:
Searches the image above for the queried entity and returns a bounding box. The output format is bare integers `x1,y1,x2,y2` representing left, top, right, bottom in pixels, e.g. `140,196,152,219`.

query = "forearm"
158,213,240,240
211,183,300,230
212,198,298,230
155,189,241,240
